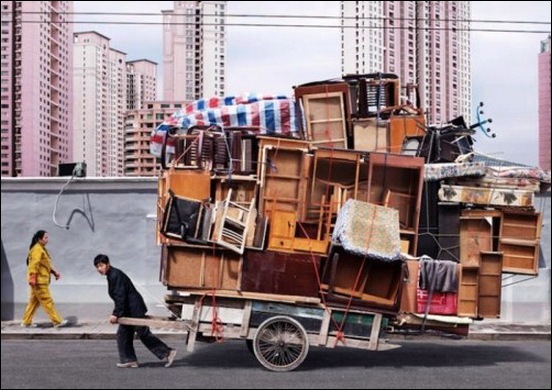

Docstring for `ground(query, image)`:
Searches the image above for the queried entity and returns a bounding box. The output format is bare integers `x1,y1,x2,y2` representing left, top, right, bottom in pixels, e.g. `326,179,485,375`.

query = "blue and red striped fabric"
150,94,298,157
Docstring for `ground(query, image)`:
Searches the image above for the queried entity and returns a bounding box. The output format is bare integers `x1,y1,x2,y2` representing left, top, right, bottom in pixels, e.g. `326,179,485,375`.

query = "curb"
467,332,551,341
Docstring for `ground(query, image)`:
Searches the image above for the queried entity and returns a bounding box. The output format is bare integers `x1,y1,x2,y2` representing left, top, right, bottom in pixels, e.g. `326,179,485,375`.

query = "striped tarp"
150,94,299,157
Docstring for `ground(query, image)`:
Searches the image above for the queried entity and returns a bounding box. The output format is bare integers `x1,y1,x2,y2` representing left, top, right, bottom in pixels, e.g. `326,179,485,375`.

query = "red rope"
296,220,366,347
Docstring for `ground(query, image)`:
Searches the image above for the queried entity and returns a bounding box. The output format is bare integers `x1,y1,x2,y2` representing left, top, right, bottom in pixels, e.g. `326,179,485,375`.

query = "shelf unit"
457,265,479,317
257,137,310,220
367,153,425,255
307,148,369,222
499,210,542,275
478,251,503,318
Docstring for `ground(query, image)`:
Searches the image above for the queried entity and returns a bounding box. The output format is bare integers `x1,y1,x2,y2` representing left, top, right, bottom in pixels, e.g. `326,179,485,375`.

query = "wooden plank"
117,316,192,332
187,299,202,352
172,289,322,305
368,313,383,350
240,300,253,337
399,259,419,313
318,309,332,346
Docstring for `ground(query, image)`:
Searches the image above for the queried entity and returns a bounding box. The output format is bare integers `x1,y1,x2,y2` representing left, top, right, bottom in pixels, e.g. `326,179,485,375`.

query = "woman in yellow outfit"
21,230,68,328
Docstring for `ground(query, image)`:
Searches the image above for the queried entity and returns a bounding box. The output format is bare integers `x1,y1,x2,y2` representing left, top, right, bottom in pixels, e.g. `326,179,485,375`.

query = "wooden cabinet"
241,251,321,297
321,246,404,311
457,265,479,317
352,118,388,152
367,153,425,255
499,210,542,275
156,169,211,245
388,114,426,154
459,215,493,268
257,137,310,219
267,210,328,254
161,245,241,290
268,210,296,251
478,251,503,318
308,148,369,222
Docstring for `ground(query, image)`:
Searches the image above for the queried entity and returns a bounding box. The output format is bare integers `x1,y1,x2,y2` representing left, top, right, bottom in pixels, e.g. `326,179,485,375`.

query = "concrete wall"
1,177,170,322
1,177,550,324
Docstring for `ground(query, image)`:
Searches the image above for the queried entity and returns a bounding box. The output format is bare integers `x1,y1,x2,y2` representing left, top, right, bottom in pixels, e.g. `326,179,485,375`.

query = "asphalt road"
1,339,550,389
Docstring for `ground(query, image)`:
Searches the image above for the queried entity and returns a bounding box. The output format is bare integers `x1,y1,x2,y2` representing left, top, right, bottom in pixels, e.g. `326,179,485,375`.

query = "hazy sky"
72,1,551,167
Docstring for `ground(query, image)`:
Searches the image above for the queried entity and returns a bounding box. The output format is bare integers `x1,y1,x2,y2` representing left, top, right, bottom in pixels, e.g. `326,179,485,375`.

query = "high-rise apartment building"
162,1,227,101
341,1,471,125
126,59,158,111
538,35,551,171
124,101,185,177
0,1,73,177
73,31,127,177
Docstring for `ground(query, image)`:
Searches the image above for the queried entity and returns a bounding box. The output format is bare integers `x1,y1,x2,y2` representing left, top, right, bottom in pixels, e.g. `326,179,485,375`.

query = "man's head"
94,254,110,275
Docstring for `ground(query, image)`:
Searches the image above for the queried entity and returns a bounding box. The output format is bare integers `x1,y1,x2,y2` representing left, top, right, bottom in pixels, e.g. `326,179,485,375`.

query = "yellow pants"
21,284,63,326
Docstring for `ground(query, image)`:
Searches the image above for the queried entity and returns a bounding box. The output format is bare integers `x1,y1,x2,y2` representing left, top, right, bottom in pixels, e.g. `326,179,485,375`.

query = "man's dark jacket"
106,266,147,317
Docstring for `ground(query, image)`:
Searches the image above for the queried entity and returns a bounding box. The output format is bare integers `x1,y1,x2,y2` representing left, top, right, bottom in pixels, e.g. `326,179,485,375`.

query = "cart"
119,291,400,372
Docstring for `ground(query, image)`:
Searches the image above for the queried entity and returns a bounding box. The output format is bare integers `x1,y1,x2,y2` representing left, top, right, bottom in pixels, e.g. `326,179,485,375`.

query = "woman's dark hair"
29,230,46,249
94,254,110,267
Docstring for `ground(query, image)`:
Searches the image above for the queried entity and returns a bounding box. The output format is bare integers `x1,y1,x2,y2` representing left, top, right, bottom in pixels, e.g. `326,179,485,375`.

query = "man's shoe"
164,349,177,368
116,361,139,368
54,319,69,328
20,323,37,328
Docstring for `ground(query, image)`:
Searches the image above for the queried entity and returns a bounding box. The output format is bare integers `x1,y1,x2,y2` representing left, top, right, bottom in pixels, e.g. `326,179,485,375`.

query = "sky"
72,1,551,167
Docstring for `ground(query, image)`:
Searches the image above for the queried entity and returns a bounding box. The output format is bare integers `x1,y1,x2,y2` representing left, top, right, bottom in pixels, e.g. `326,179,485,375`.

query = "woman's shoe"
54,319,69,328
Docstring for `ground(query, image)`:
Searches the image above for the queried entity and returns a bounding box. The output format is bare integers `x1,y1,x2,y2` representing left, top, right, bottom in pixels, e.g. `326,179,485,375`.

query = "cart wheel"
253,316,309,372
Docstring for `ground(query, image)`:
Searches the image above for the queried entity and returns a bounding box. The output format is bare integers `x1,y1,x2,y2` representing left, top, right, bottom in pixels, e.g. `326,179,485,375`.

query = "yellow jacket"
27,243,53,285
